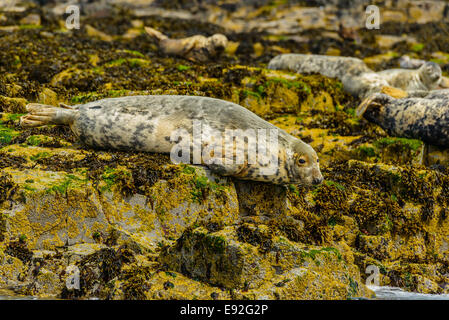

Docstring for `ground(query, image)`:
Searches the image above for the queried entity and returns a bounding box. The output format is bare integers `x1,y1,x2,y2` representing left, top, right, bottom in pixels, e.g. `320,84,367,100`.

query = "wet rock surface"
0,0,449,299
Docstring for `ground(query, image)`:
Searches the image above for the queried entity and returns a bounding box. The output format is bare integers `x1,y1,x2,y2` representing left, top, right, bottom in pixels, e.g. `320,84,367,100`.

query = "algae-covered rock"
1,0,449,300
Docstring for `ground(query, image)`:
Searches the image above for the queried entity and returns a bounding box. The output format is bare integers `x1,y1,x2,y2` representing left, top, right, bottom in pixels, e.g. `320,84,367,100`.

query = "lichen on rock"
1,0,449,300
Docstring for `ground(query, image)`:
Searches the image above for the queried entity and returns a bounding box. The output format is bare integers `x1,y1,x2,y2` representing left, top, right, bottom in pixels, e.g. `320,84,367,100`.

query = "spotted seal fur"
144,27,228,62
268,54,442,98
356,93,449,146
20,95,323,186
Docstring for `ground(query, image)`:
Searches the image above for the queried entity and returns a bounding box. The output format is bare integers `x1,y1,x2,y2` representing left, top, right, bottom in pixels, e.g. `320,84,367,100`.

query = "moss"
0,122,20,145
177,65,191,71
6,113,25,122
19,25,43,30
122,50,145,58
324,180,345,191
179,166,228,204
204,234,227,254
25,135,51,147
374,137,423,152
105,58,149,68
241,89,263,101
356,146,376,158
46,173,87,195
100,166,132,194
29,152,50,161
411,43,424,52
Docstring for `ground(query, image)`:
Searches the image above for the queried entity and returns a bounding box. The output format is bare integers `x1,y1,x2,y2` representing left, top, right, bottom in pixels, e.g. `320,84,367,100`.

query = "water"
369,285,449,300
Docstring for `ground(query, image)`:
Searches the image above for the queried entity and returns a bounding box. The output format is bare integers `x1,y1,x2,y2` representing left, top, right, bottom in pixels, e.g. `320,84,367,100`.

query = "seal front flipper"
20,103,77,127
356,95,379,118
356,93,392,118
144,26,168,42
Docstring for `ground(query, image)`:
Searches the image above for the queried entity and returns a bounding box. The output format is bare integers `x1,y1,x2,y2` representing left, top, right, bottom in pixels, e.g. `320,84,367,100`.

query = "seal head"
207,34,228,55
287,140,323,186
418,62,442,90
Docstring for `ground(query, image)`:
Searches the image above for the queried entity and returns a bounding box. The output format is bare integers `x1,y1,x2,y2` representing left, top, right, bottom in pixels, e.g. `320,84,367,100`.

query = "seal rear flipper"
20,103,76,127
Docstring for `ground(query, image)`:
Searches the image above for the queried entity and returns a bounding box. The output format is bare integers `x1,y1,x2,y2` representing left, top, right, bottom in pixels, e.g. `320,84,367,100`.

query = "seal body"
376,62,442,92
268,54,442,98
21,95,323,186
268,53,371,79
356,93,449,146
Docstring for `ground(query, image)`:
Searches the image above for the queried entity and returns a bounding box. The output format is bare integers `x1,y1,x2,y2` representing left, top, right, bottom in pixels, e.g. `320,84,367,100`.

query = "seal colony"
144,27,228,62
356,92,449,146
268,53,442,98
20,95,323,186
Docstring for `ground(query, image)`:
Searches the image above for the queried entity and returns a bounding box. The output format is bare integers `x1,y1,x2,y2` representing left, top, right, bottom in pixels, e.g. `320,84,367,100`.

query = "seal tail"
144,26,168,42
20,103,76,127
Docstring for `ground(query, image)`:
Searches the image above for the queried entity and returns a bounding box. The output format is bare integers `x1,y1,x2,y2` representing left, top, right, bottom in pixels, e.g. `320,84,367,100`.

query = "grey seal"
20,95,323,186
356,93,449,146
268,54,442,98
144,27,228,62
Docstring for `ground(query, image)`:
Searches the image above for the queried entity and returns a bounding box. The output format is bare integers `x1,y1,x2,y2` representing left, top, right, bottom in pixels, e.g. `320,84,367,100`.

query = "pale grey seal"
20,95,323,186
267,54,442,98
144,27,228,62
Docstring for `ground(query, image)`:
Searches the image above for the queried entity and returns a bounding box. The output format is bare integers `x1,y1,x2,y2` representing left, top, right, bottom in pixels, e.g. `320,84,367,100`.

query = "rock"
1,168,110,250
0,252,26,288
32,268,63,297
0,0,26,13
159,226,267,289
104,166,239,251
363,52,399,69
130,20,144,28
85,25,113,42
374,35,413,50
382,10,408,23
122,28,142,40
0,26,19,33
409,1,447,24
415,275,441,294
0,96,27,113
38,88,58,106
64,243,107,264
160,226,371,298
19,14,41,26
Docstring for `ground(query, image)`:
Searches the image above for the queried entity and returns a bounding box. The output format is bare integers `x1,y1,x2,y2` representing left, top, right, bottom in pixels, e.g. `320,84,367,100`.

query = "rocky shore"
1,0,449,299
